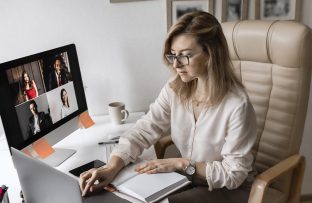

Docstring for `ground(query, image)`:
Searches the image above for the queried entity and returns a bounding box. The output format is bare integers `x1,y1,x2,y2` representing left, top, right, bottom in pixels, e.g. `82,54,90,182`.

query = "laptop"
11,147,130,203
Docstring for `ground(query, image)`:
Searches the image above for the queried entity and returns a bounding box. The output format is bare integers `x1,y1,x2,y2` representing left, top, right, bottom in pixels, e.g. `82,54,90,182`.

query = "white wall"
0,0,169,115
0,0,311,194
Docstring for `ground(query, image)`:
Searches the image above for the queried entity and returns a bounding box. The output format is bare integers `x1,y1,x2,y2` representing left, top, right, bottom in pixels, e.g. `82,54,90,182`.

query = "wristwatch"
184,160,196,176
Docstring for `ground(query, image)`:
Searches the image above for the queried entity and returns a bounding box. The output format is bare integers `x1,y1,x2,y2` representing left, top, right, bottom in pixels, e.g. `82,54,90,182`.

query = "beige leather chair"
155,20,312,203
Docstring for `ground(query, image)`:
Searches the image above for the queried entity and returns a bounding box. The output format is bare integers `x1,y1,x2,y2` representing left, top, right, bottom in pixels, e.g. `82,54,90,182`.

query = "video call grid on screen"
6,52,78,140
0,44,87,150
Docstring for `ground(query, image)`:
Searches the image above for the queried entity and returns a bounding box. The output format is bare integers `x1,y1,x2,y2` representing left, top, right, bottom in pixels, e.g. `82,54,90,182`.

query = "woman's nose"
172,59,182,69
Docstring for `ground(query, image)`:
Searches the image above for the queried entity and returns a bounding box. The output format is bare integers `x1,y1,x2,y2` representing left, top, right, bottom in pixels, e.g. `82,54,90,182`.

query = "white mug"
108,102,129,125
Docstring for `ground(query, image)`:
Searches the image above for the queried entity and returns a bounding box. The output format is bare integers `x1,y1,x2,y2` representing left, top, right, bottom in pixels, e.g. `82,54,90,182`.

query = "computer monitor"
0,44,87,166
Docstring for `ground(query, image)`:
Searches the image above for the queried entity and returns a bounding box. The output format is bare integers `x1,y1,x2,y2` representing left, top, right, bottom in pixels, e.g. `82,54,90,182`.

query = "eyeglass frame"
165,54,192,65
165,51,205,66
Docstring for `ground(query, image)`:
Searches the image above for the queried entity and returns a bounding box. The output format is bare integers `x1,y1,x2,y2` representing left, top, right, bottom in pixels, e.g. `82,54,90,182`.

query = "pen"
98,140,119,145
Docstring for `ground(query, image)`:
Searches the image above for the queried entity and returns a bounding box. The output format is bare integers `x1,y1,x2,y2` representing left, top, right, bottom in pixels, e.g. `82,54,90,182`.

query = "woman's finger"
135,162,151,171
137,164,159,173
79,171,92,192
146,165,160,174
82,170,99,196
90,179,109,193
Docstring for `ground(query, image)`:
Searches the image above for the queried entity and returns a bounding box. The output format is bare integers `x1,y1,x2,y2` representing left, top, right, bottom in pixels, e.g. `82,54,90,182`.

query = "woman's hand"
79,166,116,197
79,156,125,197
135,158,188,174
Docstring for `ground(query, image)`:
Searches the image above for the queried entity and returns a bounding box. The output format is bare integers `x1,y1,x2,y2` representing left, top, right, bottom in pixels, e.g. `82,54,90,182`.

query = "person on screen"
21,71,38,101
48,55,68,90
27,100,52,136
79,12,256,203
60,88,72,118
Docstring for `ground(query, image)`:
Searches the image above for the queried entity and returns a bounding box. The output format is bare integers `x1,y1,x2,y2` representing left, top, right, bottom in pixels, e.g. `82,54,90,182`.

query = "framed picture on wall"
248,0,261,20
166,0,214,31
110,0,145,2
218,0,248,22
260,0,300,20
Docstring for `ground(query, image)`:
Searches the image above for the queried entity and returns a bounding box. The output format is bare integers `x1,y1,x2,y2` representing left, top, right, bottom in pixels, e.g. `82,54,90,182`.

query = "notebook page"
111,160,145,186
117,172,188,201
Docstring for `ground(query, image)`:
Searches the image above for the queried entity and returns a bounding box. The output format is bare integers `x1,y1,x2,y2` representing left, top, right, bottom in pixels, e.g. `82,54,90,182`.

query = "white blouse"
61,105,72,119
110,82,257,190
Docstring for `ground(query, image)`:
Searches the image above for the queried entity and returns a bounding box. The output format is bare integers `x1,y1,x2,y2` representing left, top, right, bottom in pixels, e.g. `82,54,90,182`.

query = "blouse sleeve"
206,99,257,190
110,83,172,165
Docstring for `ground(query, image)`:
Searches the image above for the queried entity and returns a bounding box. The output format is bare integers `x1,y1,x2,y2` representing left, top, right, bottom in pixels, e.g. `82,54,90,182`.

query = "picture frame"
110,0,146,3
167,0,214,31
259,0,300,20
248,0,260,20
220,0,248,22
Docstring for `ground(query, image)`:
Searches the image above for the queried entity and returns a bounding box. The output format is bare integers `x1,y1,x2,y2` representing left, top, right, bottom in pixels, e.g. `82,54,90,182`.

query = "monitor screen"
0,44,87,151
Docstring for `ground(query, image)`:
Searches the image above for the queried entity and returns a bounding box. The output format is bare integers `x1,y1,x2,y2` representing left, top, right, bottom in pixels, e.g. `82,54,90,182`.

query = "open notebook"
111,160,191,203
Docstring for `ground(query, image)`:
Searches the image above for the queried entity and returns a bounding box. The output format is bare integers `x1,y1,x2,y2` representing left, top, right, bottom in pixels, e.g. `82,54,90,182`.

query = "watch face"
186,165,195,176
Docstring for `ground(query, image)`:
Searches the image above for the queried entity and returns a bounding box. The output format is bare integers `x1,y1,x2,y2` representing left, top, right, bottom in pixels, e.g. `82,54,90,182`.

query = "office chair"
154,20,312,203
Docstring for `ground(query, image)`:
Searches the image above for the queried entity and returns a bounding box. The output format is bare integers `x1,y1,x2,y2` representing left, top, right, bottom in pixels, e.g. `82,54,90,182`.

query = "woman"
21,71,38,101
60,88,71,118
80,11,257,203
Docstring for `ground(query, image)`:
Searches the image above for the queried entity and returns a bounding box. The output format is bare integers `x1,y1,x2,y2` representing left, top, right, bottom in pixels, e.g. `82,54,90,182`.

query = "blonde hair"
163,11,243,106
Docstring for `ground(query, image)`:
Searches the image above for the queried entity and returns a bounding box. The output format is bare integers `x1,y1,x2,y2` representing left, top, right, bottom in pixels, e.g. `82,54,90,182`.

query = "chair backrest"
222,20,312,194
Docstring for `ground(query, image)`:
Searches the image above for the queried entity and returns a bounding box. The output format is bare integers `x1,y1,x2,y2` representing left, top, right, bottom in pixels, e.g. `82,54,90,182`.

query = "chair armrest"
248,154,305,203
154,135,173,159
301,194,312,201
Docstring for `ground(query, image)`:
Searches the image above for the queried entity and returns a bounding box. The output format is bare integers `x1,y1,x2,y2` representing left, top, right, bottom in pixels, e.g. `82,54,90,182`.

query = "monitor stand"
33,116,80,167
40,148,76,167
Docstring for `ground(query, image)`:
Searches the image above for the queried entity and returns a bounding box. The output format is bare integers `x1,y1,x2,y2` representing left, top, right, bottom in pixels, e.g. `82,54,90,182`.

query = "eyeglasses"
165,54,192,65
